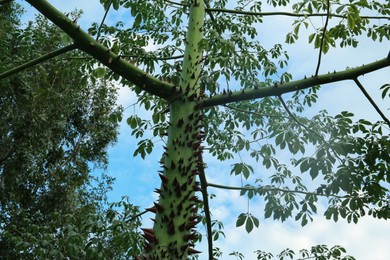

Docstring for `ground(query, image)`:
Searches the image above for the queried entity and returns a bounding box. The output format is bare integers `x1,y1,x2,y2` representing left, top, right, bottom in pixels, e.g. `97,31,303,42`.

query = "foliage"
3,195,143,259
255,245,355,260
0,3,142,258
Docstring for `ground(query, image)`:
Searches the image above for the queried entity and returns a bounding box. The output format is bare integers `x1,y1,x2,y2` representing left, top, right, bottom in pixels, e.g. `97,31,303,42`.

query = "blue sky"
19,0,390,258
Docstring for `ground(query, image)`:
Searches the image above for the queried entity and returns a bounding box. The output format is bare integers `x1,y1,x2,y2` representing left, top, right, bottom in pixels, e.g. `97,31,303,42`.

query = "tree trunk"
140,1,206,258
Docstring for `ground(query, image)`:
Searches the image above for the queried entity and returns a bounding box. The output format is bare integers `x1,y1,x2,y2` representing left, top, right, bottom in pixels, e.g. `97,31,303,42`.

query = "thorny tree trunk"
139,1,206,258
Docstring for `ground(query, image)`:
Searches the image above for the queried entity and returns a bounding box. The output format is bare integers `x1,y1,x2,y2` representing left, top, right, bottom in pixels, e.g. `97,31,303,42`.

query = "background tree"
2,0,389,259
0,2,143,258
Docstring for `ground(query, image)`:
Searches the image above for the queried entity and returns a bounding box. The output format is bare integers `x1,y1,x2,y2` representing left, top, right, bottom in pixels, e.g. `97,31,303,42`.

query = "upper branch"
202,54,390,108
207,182,346,199
353,78,390,127
25,0,174,99
206,8,390,20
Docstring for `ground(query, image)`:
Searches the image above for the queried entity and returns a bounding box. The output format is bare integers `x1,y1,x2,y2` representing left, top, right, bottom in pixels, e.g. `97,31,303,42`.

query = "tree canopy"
0,3,143,258
1,0,389,259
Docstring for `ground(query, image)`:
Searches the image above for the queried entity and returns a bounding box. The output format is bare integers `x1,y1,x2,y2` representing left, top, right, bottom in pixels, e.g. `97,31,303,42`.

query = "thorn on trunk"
154,202,165,212
188,248,202,255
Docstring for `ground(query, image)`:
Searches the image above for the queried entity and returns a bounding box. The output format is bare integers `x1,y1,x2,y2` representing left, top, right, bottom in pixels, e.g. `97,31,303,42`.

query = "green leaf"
152,113,159,124
275,133,284,146
301,215,308,226
308,33,316,43
300,159,309,173
336,5,346,13
94,67,106,78
347,14,355,30
264,210,272,219
134,14,142,27
380,83,390,99
236,213,246,227
245,216,254,233
111,42,119,54
309,203,317,213
309,165,319,179
112,0,120,10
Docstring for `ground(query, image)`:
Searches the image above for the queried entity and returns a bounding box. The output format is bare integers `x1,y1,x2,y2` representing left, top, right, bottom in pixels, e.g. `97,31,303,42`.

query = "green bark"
140,1,206,258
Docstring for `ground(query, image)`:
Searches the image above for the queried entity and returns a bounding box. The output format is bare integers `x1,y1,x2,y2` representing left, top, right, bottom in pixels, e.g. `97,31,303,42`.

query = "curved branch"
202,54,390,108
0,44,77,80
25,0,175,99
206,8,390,20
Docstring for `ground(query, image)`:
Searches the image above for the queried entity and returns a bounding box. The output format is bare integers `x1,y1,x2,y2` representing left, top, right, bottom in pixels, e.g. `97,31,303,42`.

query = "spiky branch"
25,0,174,99
202,54,390,108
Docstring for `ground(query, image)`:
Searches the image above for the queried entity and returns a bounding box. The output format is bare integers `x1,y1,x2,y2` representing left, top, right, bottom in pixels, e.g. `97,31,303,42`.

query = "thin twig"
204,0,215,22
354,78,390,127
164,0,187,7
127,209,149,223
96,0,113,41
198,155,213,260
205,8,390,20
0,44,77,80
202,134,272,151
119,54,185,61
0,146,17,164
207,182,346,199
224,104,285,118
315,0,330,76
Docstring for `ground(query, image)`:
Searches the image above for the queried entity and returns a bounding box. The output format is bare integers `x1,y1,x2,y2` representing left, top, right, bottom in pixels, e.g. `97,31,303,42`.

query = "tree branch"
0,44,77,80
0,146,17,165
202,54,390,108
127,209,149,223
164,0,188,8
207,182,347,199
25,0,175,99
314,0,330,76
198,156,213,260
224,104,284,118
205,8,390,20
119,54,185,61
96,0,113,41
353,78,390,127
